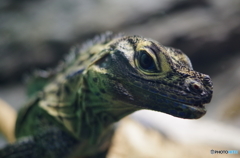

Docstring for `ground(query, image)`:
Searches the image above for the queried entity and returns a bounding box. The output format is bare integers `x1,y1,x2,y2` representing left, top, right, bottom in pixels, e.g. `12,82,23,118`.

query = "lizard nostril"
193,84,200,90
190,83,203,94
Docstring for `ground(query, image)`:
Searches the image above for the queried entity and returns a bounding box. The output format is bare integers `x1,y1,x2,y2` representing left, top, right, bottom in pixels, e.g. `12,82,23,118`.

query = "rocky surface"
1,0,240,83
108,118,239,158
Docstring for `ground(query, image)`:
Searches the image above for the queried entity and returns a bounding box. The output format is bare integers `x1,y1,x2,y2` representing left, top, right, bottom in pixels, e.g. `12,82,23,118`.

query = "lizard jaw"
187,103,206,112
180,102,207,118
136,96,207,119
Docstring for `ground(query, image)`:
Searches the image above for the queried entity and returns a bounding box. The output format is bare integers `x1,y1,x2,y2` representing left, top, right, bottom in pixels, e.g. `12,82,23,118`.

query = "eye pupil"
139,51,156,70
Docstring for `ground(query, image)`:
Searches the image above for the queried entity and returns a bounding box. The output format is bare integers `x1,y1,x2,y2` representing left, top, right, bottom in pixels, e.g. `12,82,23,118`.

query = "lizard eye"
138,50,157,71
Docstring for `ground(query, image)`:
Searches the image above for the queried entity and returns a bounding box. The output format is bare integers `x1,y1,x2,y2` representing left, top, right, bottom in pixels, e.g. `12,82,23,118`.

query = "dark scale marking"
77,60,83,66
170,95,177,100
149,42,160,54
127,38,137,51
56,89,61,97
179,72,190,78
66,69,84,79
64,85,71,95
100,89,106,93
109,44,117,51
174,49,184,55
95,92,101,96
93,78,98,83
88,53,94,59
166,72,174,79
83,89,91,93
41,92,46,99
58,115,64,122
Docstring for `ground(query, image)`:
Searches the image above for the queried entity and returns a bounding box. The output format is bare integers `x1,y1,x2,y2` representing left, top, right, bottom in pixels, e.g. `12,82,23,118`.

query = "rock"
1,0,240,82
107,118,239,158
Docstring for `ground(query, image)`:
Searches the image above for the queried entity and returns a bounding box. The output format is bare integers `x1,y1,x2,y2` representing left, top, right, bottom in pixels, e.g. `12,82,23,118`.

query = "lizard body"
0,32,213,158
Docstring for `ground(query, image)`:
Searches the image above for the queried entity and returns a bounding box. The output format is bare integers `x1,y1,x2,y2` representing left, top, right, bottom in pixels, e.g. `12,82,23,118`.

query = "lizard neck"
76,76,139,141
72,74,139,155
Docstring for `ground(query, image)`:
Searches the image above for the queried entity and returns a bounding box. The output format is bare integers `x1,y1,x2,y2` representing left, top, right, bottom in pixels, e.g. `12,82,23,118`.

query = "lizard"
0,32,213,158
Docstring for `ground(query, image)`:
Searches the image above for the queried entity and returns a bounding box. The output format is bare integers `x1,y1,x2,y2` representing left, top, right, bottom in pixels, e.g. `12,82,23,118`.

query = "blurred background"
0,0,240,157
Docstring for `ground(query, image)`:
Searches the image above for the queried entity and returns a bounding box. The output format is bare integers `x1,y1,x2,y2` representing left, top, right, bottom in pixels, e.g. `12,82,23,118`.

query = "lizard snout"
185,78,206,96
189,82,204,95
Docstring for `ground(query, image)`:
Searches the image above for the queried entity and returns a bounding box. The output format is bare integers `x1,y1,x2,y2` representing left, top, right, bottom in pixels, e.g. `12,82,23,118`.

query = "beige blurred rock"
107,118,239,158
0,99,16,143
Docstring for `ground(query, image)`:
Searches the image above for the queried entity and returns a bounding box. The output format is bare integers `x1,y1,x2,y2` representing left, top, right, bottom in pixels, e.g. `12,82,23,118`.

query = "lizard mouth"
157,92,207,111
169,96,205,108
182,102,206,114
127,80,208,118
183,101,206,108
161,96,207,118
159,90,208,112
193,103,205,108
189,103,205,110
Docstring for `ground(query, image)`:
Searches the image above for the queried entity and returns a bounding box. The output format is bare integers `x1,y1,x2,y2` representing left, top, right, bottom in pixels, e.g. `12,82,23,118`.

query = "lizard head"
88,35,213,119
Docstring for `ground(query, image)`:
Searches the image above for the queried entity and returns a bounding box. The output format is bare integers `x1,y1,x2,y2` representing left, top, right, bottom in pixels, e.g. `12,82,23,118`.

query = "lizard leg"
0,127,78,158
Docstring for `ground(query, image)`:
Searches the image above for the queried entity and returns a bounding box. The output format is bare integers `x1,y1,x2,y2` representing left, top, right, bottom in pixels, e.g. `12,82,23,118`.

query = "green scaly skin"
0,32,213,158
